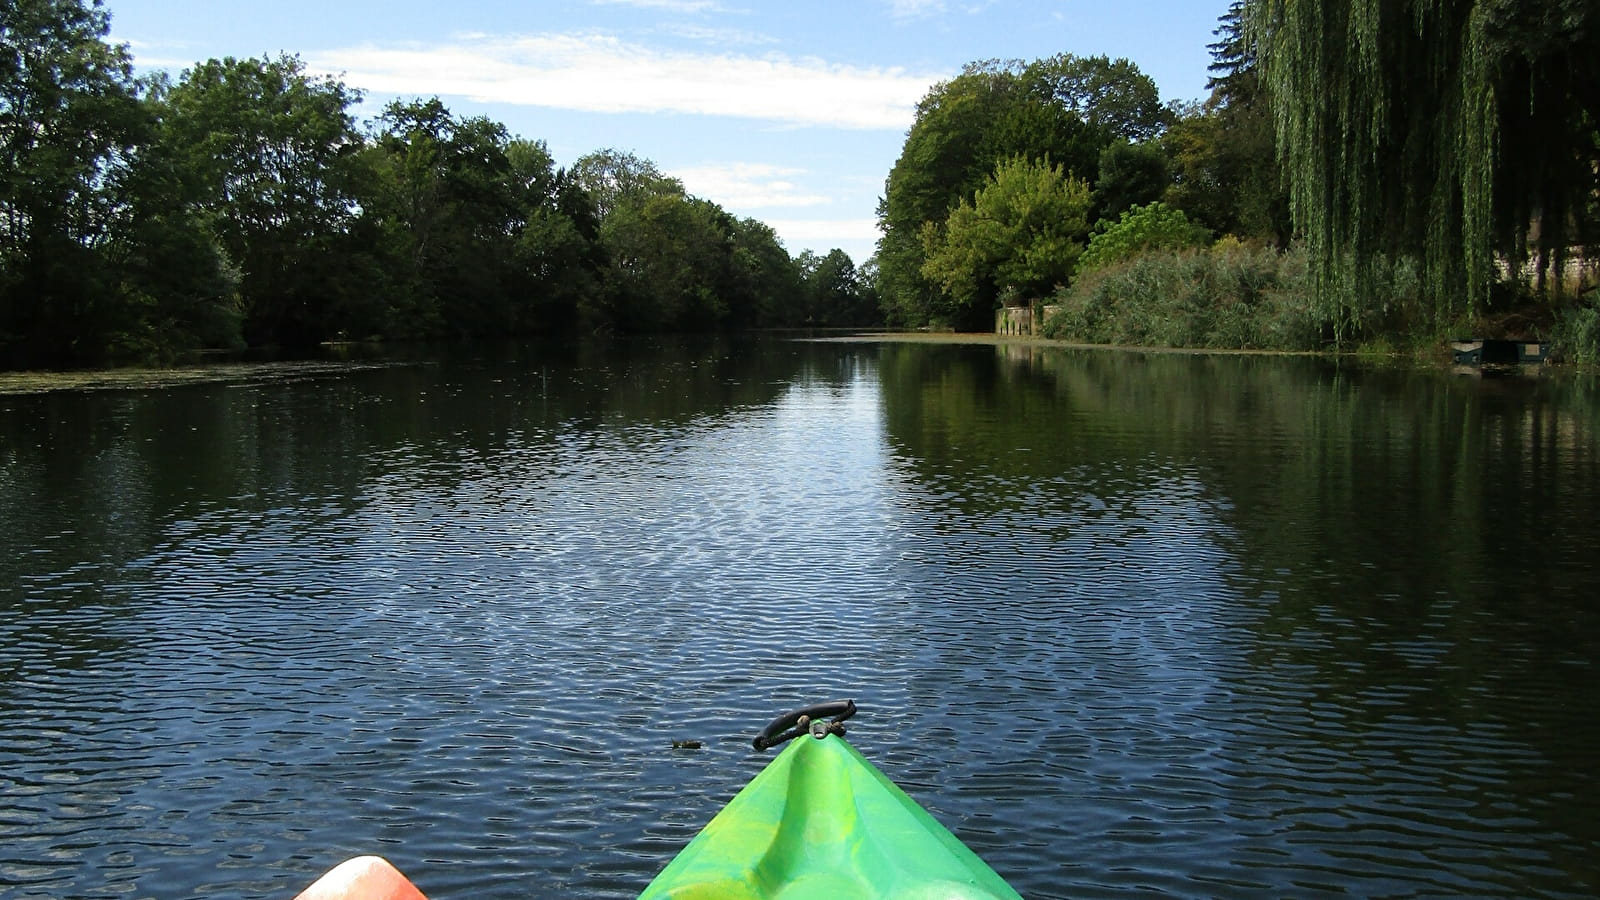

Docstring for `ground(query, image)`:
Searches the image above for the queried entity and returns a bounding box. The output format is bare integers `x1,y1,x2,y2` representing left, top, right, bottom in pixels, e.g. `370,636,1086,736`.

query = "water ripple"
3,347,1598,898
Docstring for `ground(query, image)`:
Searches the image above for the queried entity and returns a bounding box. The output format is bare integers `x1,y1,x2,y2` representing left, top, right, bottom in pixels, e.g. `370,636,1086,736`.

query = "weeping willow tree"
1251,0,1600,338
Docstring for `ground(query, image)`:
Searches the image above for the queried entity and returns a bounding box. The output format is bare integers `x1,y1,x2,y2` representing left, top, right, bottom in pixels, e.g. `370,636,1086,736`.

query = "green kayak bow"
639,701,1023,900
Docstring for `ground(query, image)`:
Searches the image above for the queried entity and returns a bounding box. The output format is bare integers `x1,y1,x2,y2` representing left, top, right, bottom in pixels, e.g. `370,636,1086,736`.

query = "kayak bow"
639,701,1022,900
290,703,1021,900
292,856,428,900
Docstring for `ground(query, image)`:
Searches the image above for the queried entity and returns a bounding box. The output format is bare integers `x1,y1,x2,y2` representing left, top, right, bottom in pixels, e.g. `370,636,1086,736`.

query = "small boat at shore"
293,701,1021,899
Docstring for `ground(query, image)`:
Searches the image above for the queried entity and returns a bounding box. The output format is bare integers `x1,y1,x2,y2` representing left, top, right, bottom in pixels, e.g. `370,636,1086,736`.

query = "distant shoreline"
818,331,1334,358
0,332,1495,396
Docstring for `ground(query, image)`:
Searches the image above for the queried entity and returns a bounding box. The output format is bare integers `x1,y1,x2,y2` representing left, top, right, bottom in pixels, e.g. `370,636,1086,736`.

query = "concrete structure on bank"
995,305,1060,336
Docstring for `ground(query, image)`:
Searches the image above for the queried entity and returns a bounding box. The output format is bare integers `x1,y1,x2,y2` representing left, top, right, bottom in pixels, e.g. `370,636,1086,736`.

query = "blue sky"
105,0,1230,265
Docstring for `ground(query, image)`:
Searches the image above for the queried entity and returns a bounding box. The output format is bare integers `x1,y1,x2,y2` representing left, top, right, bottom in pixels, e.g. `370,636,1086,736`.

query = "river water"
2,336,1597,899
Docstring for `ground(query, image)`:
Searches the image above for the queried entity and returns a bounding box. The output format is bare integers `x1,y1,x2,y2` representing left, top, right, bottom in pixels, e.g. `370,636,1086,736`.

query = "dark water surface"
3,337,1598,899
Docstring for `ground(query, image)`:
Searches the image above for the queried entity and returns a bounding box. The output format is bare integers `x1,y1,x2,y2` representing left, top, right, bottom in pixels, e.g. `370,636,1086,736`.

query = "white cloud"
307,33,934,130
660,24,780,46
670,163,831,209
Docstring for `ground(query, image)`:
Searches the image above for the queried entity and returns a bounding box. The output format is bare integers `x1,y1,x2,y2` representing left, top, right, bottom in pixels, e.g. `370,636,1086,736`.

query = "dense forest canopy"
0,0,876,368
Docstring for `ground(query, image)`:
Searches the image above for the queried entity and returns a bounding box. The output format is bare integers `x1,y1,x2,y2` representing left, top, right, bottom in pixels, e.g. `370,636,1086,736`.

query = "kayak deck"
638,732,1022,900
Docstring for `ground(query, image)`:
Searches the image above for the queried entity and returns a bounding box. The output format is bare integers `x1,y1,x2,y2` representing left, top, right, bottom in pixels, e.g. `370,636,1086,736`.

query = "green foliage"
108,189,245,354
0,0,138,245
1048,236,1441,351
1077,202,1210,275
571,148,683,219
2,0,139,363
1205,1,1254,104
576,148,811,334
597,192,805,333
724,218,803,328
1025,54,1170,144
154,54,365,346
1163,5,1289,244
793,249,876,327
1162,99,1287,244
1251,0,1600,336
1094,141,1171,220
877,55,1162,327
363,98,563,340
1551,292,1600,365
919,157,1092,329
877,63,1036,326
1045,241,1323,350
0,0,834,367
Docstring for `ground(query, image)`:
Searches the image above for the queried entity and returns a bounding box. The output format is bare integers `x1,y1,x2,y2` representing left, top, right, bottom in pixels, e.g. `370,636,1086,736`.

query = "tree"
724,217,803,328
1163,3,1288,244
1024,54,1170,143
920,156,1092,329
598,191,717,332
1095,140,1171,220
797,249,877,327
103,105,245,357
1,0,143,363
364,98,543,337
877,55,1165,327
571,148,683,220
576,148,806,334
154,55,364,346
509,155,603,334
877,63,1030,325
1252,0,1600,334
0,0,255,365
1206,1,1255,106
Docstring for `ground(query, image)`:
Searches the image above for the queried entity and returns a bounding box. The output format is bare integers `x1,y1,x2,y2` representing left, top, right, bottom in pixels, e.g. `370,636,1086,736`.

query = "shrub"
1044,241,1325,351
1551,291,1600,364
1076,202,1212,276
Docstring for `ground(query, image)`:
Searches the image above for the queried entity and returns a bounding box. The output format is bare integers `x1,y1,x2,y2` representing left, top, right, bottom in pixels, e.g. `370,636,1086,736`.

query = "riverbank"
0,360,400,396
824,330,1321,355
0,325,1568,398
821,330,1460,368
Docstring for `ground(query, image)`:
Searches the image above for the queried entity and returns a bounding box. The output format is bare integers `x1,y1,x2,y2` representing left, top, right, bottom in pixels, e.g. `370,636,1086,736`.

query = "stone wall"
995,304,1061,336
996,306,1033,336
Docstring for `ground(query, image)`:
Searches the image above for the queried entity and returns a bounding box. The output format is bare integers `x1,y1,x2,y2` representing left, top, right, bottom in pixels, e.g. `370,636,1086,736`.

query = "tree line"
0,0,878,368
876,1,1600,354
9,0,1598,367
